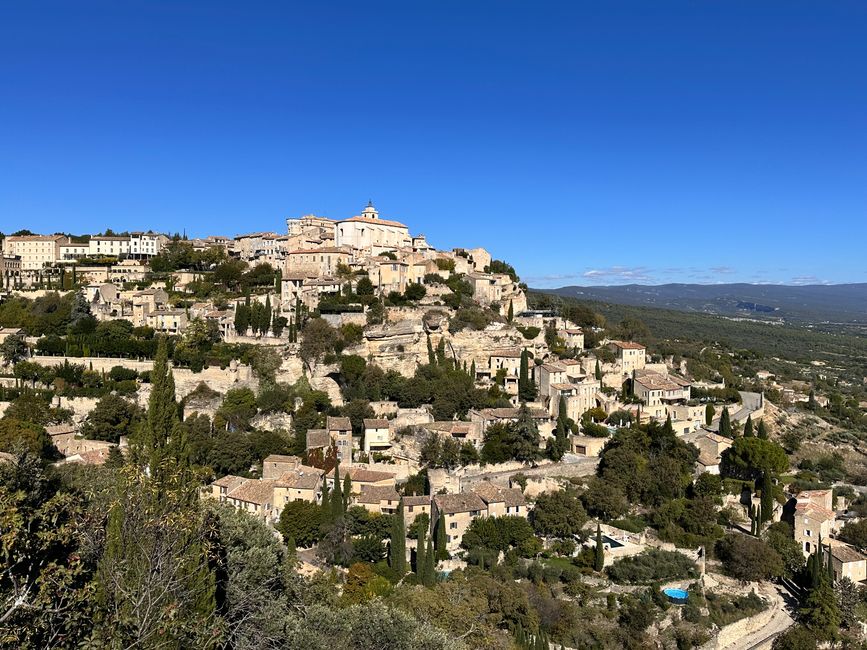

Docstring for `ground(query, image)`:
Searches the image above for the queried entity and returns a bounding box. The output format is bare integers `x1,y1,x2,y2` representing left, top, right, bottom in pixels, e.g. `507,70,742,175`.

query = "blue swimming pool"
663,588,689,604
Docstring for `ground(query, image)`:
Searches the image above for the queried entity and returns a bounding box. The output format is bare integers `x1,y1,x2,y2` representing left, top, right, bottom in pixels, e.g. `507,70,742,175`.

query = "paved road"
719,584,794,650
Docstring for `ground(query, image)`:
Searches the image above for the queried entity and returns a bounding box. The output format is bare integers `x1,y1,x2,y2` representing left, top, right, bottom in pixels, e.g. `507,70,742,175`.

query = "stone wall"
699,588,778,650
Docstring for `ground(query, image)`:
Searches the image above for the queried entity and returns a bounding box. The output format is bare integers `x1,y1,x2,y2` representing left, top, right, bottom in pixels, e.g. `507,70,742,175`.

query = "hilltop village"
1,205,865,649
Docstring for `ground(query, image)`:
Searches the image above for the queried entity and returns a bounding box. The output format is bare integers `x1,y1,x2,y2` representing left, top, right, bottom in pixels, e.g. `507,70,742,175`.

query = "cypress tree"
757,419,769,439
331,465,344,520
435,515,449,561
662,414,674,436
595,359,602,381
263,294,272,333
760,472,774,525
470,359,476,379
507,299,514,322
342,472,352,510
705,403,715,427
389,499,407,576
138,336,181,471
743,414,754,437
719,407,732,438
424,537,435,586
427,335,435,366
594,523,604,571
415,533,426,580
321,480,330,514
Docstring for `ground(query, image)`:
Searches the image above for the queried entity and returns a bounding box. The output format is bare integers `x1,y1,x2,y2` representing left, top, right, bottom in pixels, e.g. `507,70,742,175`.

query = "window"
450,522,457,530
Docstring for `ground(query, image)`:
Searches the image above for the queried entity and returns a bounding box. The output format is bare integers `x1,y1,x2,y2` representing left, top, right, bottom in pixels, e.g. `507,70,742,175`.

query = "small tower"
361,200,379,220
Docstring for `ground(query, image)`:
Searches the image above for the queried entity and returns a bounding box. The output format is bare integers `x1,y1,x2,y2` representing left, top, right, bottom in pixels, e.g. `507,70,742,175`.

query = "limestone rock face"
251,411,293,432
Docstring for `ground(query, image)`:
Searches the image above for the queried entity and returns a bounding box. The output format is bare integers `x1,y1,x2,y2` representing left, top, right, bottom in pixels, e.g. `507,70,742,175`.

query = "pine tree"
389,499,407,576
757,419,769,439
743,414,754,437
594,523,604,571
719,407,732,438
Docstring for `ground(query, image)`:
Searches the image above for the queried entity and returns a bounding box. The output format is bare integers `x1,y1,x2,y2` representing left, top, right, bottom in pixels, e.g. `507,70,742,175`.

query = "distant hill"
538,283,867,324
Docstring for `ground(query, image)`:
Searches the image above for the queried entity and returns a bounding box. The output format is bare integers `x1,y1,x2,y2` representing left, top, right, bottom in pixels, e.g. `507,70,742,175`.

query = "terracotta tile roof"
610,340,646,350
563,328,583,334
403,495,431,507
263,454,300,465
434,492,487,515
337,215,408,229
275,468,323,490
327,416,352,431
473,482,526,508
363,418,390,429
65,448,113,465
213,475,249,490
6,234,66,242
326,467,396,484
355,485,401,504
795,501,835,522
830,543,866,564
634,372,689,391
541,363,566,372
489,349,522,359
227,479,276,505
306,429,329,449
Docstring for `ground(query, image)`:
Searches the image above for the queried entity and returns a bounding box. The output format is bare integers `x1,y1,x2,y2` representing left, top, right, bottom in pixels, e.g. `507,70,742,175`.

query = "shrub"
607,549,698,585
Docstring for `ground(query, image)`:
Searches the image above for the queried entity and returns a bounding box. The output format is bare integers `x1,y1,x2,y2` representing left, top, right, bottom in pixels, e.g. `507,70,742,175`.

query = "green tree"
518,349,536,402
719,407,732,437
715,534,784,582
389,499,407,576
277,500,325,548
435,514,449,561
135,336,182,471
705,403,715,427
531,489,588,538
743,414,754,438
81,394,143,443
0,419,52,458
0,333,27,366
594,523,604,571
760,472,774,526
757,419,769,440
720,437,789,481
93,466,216,647
800,573,840,642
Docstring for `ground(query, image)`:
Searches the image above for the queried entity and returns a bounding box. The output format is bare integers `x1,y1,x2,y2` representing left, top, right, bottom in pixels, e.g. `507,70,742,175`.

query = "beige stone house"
608,341,646,375
570,435,608,457
223,479,277,521
403,495,432,527
325,466,397,493
363,418,392,453
633,371,691,420
354,485,401,515
433,484,528,551
272,467,324,516
691,432,732,475
262,454,303,479
326,416,354,465
794,490,836,556
828,543,867,584
210,475,250,502
561,328,584,349
284,246,353,277
433,492,488,551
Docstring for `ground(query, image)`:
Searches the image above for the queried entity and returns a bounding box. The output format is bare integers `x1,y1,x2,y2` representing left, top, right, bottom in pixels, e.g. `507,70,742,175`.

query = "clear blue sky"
2,1,865,287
